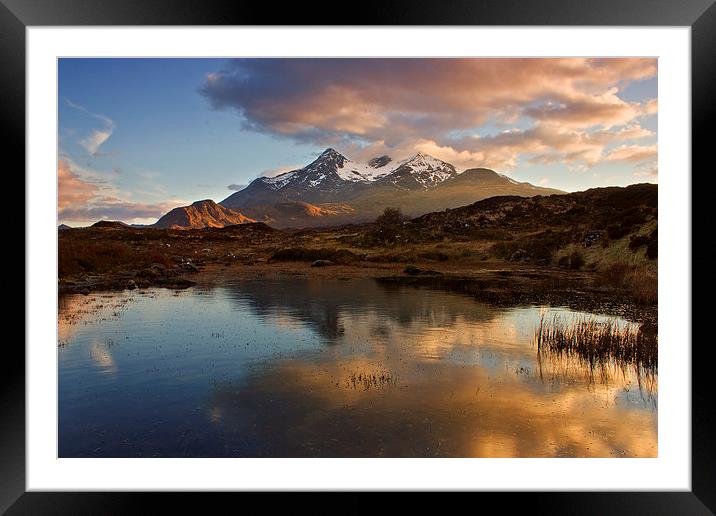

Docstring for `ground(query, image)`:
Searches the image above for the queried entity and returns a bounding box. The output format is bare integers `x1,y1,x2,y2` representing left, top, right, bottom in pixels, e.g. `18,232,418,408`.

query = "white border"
27,27,691,491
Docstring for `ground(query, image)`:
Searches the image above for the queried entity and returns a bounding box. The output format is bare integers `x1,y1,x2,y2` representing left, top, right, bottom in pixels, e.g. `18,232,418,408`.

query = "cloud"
58,158,184,223
58,158,101,209
228,183,247,191
59,197,183,222
348,122,654,172
258,164,302,178
200,58,657,172
604,144,657,163
65,98,116,156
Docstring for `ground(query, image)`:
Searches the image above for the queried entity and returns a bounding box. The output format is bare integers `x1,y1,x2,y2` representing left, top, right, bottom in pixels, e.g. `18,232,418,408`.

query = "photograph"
56,57,659,459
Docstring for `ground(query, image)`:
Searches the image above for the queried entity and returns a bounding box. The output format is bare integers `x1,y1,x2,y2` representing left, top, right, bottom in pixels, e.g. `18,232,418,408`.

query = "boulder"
583,230,606,248
404,264,422,275
182,261,199,272
508,249,529,262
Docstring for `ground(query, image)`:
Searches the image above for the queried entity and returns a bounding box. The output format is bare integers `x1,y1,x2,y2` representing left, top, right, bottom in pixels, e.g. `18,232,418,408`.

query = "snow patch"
259,149,456,191
499,173,521,185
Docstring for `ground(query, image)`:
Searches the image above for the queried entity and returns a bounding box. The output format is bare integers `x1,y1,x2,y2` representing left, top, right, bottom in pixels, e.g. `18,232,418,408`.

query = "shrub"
607,224,631,240
376,207,406,228
367,207,409,245
569,251,585,270
629,235,650,250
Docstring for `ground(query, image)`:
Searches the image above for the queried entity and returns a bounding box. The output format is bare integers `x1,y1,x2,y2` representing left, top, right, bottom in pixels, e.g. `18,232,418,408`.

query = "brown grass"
535,313,657,373
593,262,657,305
58,239,173,277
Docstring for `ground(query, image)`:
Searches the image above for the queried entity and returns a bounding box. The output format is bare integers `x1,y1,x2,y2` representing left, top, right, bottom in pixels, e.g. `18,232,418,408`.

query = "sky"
58,58,657,226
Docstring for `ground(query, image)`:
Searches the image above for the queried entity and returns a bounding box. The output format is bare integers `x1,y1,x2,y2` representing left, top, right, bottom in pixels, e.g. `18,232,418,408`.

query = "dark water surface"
58,278,657,457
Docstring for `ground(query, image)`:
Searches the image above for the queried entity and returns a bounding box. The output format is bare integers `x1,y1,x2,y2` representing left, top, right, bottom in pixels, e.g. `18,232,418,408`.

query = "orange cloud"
58,158,100,209
358,122,655,171
202,58,657,172
57,158,185,224
605,144,658,163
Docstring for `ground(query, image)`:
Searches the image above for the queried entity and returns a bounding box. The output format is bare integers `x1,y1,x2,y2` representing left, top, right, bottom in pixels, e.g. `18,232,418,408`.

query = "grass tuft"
534,313,657,373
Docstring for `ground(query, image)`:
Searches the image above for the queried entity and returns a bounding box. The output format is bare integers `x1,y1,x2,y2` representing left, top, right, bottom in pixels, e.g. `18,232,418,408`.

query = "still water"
58,278,657,457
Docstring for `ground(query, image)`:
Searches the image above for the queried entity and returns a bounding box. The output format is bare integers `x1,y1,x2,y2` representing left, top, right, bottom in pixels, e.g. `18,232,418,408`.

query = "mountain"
58,224,72,231
374,152,458,190
219,148,564,228
153,200,255,230
92,220,132,229
221,148,392,209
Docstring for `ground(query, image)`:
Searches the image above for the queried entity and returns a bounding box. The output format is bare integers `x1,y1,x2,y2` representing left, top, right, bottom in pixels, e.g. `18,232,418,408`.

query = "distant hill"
58,224,72,231
153,199,255,230
220,148,563,228
92,220,132,229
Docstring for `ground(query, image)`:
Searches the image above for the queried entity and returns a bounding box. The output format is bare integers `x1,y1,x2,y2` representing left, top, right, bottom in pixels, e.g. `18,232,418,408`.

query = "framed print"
4,0,710,512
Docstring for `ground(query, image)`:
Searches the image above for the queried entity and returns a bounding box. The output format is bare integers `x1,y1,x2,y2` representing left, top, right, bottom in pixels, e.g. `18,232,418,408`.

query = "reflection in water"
58,278,657,457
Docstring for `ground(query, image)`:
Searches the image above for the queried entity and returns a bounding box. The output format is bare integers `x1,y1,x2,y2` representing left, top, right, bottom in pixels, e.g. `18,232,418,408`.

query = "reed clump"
534,313,657,372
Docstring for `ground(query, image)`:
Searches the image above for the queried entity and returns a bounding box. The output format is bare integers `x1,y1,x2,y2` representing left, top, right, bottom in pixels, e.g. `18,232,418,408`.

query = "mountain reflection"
221,277,499,341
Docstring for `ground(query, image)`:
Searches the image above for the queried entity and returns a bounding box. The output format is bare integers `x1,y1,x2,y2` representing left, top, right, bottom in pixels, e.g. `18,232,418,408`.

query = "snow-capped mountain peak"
254,148,457,193
381,152,458,189
219,147,564,221
311,147,348,168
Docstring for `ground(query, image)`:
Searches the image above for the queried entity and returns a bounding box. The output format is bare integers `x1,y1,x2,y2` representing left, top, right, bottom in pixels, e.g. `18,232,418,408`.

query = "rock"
508,249,529,262
182,261,199,272
404,264,421,275
583,230,606,248
142,267,161,279
156,278,196,289
311,259,333,267
126,279,137,290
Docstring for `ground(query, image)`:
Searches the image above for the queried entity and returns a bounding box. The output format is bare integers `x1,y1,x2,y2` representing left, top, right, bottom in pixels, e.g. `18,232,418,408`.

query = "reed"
534,313,657,373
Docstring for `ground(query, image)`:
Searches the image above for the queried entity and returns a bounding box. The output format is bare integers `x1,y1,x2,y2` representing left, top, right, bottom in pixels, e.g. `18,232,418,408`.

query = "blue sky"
58,58,657,226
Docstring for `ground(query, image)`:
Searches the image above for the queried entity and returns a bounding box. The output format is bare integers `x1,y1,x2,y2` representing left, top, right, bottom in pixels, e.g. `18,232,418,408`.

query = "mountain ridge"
218,148,563,228
153,199,255,230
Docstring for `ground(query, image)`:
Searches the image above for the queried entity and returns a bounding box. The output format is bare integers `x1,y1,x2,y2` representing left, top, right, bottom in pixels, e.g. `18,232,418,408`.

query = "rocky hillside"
153,200,255,230
388,183,658,268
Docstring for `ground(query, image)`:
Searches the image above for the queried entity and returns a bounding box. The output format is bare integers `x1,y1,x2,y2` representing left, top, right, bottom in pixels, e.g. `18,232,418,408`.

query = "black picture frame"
3,0,709,512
